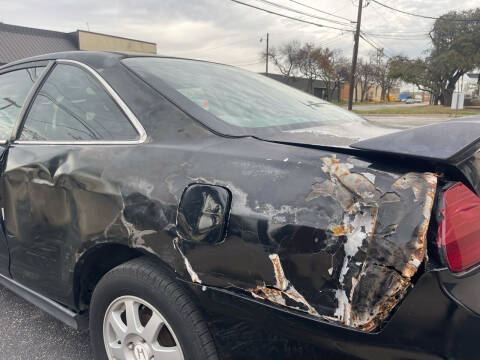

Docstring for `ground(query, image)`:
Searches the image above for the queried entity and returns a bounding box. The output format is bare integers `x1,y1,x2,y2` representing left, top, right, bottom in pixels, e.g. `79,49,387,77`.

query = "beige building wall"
341,82,401,102
77,30,157,54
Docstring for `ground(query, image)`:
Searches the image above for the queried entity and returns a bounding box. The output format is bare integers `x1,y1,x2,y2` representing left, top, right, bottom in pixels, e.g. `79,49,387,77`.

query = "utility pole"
266,33,269,76
348,0,363,111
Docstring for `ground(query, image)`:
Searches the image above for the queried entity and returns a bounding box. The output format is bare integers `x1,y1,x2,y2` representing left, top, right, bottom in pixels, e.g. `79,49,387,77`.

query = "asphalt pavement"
0,285,92,360
348,101,428,110
363,114,452,128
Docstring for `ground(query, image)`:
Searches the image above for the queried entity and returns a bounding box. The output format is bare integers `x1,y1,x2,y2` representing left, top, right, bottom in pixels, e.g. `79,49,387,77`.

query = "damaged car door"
2,60,144,304
0,64,46,275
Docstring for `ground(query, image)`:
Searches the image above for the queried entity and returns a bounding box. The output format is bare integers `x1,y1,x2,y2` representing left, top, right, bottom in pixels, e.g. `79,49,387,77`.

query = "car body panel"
0,60,52,276
0,144,9,275
3,134,436,331
190,269,480,360
0,51,478,358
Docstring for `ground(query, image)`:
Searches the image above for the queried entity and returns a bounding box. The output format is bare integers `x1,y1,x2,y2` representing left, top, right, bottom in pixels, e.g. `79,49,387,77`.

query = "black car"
0,51,479,360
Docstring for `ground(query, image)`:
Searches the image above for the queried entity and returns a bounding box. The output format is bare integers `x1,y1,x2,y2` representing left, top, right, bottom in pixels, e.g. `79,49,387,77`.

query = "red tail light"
437,182,480,273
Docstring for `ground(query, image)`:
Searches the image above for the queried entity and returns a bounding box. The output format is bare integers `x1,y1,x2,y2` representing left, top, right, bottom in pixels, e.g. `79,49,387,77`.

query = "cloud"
2,0,479,72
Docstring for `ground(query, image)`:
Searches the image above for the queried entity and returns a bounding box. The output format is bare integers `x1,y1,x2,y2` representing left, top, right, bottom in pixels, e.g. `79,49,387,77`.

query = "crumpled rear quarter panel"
176,150,437,331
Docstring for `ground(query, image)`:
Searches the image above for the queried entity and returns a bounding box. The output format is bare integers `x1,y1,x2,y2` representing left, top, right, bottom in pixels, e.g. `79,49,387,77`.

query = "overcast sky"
2,0,479,73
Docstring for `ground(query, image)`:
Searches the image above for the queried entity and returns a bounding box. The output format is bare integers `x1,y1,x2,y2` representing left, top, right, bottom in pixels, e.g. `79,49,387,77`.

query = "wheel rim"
103,295,185,360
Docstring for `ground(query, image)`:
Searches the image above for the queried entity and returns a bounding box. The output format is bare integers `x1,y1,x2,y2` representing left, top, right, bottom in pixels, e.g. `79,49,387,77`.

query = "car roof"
0,51,229,72
0,51,156,70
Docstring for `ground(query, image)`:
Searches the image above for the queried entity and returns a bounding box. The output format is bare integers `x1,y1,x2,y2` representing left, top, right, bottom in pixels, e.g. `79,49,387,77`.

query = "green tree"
430,8,480,105
389,8,480,106
389,56,446,104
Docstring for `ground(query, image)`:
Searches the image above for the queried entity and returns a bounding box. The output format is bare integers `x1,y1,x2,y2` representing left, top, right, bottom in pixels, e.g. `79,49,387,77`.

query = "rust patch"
182,156,438,333
306,179,336,201
353,265,410,331
393,173,437,278
248,254,319,317
270,253,288,290
329,224,354,236
347,172,437,330
321,155,381,204
311,155,438,331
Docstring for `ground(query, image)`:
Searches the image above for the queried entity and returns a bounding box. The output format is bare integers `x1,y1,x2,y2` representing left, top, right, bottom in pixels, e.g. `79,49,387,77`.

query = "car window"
19,63,139,141
123,57,365,136
0,67,45,140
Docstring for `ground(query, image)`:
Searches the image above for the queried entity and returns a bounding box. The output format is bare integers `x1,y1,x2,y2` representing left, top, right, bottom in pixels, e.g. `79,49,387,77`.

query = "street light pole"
348,0,363,111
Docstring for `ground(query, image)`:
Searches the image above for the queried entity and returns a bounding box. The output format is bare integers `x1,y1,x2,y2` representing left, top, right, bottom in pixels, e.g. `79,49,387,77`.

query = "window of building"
0,67,44,139
20,64,138,141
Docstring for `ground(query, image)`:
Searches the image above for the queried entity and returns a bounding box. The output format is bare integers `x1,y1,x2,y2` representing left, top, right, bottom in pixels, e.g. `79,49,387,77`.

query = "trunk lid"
258,116,480,195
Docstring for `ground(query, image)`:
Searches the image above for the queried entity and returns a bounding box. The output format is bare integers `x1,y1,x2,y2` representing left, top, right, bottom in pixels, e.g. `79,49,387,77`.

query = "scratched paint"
248,254,319,317
175,155,437,331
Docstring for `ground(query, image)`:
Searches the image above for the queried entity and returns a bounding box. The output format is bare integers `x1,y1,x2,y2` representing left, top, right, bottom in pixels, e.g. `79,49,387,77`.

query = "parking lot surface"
0,285,92,360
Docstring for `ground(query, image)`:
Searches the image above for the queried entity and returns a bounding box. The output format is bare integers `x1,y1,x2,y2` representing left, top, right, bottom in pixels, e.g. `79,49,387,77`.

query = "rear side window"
0,67,44,139
19,63,139,141
123,57,364,137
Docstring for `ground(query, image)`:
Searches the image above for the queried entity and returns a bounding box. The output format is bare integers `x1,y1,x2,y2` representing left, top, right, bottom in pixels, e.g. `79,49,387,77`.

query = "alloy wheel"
103,295,185,360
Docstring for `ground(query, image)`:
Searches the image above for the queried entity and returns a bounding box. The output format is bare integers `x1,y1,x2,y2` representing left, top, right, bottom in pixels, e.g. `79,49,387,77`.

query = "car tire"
89,256,218,360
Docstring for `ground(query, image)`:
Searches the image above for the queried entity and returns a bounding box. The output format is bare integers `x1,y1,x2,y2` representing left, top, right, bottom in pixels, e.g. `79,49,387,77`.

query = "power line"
364,31,428,36
361,32,391,53
362,32,428,40
371,0,480,22
252,0,355,26
330,2,352,16
317,32,348,48
359,33,400,58
359,33,388,56
228,0,354,32
287,0,355,23
362,32,395,55
364,3,431,38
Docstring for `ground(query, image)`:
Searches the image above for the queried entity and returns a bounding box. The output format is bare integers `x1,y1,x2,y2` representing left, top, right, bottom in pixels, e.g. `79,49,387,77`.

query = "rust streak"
330,224,354,236
248,254,320,317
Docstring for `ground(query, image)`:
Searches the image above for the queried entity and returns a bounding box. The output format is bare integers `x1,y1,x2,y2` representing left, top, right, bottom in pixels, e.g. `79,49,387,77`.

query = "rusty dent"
248,254,320,317
396,173,437,278
307,155,437,330
173,154,438,332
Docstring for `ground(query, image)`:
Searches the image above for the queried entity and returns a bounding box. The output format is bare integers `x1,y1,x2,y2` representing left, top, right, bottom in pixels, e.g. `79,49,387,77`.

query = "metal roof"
0,23,77,65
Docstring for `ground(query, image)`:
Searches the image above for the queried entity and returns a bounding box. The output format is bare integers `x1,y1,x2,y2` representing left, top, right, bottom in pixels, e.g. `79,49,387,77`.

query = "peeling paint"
190,176,313,226
179,157,437,332
249,254,319,317
402,173,437,278
329,224,354,236
346,172,437,330
362,172,376,183
306,155,437,330
173,237,202,284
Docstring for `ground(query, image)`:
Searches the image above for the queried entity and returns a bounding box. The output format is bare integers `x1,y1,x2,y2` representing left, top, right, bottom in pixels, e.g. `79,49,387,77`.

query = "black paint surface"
0,51,478,358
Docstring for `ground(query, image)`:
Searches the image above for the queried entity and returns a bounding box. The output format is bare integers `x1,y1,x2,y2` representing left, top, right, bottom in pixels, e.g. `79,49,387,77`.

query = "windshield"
123,57,366,136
